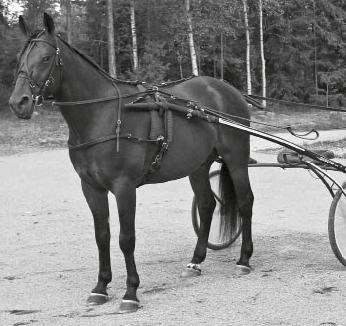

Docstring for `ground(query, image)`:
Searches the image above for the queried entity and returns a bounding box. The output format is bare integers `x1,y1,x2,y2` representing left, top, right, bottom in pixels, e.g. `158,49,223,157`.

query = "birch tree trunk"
185,0,198,76
259,0,266,106
66,0,72,44
220,32,224,80
107,0,117,78
213,42,217,78
60,0,72,44
312,0,318,95
130,0,138,72
242,0,252,95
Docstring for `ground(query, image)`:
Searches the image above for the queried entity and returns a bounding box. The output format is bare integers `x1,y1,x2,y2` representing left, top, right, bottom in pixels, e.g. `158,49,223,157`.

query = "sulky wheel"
191,169,242,250
328,182,346,266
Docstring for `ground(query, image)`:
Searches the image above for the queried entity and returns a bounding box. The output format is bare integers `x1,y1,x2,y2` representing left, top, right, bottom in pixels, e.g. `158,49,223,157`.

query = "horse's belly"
146,117,217,183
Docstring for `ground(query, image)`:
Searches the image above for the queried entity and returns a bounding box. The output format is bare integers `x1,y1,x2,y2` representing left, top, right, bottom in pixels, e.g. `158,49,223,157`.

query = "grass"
299,138,346,159
250,106,346,159
0,107,68,156
251,108,346,132
257,138,346,159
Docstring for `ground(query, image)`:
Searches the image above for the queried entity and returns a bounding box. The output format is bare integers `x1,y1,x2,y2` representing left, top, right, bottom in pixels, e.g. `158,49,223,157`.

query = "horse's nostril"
19,96,30,107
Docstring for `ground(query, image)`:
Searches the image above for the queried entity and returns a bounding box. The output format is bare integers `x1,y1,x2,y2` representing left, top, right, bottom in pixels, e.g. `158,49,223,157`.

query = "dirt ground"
0,149,346,326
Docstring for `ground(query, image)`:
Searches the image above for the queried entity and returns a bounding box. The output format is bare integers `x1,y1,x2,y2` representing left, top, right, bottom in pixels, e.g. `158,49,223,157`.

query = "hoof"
118,299,140,314
87,293,109,305
236,264,252,275
181,263,201,278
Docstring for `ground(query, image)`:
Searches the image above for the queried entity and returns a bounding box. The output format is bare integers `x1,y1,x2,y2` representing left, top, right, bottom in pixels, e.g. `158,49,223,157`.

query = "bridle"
15,31,63,107
15,30,126,152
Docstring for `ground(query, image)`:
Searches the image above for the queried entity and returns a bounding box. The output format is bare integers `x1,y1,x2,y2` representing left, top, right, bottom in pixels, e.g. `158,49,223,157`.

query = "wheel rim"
330,183,346,264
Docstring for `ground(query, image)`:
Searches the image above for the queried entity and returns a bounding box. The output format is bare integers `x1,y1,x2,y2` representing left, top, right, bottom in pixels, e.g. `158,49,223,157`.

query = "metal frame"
248,161,343,198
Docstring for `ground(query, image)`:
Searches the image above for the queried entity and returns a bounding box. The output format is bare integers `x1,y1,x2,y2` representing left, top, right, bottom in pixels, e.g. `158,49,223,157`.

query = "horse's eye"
42,56,51,63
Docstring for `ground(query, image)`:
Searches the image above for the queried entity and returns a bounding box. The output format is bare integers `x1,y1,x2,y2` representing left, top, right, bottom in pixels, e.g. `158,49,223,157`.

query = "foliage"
1,0,346,108
0,1,24,106
125,40,170,82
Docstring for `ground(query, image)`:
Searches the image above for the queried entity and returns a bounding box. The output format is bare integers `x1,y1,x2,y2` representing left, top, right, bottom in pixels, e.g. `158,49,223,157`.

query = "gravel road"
1,150,346,326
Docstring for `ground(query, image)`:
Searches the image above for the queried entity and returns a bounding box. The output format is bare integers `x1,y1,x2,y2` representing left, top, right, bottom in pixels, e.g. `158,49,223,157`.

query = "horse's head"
9,13,62,119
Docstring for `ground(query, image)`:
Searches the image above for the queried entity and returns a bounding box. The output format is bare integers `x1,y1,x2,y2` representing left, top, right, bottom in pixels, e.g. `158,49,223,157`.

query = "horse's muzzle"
9,94,34,119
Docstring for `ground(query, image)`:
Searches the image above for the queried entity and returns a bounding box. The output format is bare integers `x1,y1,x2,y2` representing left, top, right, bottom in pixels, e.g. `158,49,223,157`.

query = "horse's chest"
71,157,111,188
80,164,103,182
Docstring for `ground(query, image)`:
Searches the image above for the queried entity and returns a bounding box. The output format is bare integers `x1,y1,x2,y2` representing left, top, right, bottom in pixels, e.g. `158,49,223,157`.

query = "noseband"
16,31,62,106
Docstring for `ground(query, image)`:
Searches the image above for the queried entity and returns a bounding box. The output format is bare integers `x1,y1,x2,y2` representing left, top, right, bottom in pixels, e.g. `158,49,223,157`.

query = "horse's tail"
218,162,241,241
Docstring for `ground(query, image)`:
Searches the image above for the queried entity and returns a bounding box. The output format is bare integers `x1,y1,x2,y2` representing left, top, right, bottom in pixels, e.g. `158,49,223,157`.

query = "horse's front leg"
112,179,140,313
81,180,112,305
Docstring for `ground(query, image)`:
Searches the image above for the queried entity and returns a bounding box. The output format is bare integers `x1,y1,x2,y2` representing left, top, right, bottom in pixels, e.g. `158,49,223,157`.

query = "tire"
191,169,242,250
328,182,346,266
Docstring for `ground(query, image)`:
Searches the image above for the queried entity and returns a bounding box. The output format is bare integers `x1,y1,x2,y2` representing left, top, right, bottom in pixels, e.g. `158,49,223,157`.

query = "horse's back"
168,76,250,124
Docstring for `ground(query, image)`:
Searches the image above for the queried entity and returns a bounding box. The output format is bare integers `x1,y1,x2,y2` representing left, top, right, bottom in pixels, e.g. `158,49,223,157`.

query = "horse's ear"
43,12,55,34
19,15,30,36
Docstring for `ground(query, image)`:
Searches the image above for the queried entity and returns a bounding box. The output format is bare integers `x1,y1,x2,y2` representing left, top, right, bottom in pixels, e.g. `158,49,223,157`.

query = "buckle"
33,94,44,107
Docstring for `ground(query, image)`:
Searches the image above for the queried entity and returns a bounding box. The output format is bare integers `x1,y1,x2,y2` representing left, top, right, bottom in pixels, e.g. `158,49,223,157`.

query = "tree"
185,0,198,76
60,0,72,44
130,0,138,72
259,0,266,106
0,1,24,106
188,0,241,79
312,0,318,95
2,0,345,106
107,0,116,77
126,40,170,82
313,0,346,104
242,0,252,95
20,0,59,30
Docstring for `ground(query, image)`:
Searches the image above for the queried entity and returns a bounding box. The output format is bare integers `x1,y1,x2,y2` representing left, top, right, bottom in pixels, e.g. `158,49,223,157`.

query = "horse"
9,13,254,313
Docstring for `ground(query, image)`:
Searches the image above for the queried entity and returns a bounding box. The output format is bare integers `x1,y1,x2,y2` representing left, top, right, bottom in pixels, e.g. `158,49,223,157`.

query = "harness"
16,32,325,182
16,32,183,180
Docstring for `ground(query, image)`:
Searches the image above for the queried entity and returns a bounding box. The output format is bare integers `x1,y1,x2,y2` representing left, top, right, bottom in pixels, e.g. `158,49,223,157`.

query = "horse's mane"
17,29,140,86
57,35,141,86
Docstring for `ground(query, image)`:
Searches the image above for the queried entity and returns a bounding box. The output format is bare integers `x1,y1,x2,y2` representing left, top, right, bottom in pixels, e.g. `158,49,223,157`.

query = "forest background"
0,0,346,110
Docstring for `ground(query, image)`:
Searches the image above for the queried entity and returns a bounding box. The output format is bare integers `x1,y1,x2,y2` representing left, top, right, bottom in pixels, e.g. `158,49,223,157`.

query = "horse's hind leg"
183,159,215,277
81,180,112,305
232,167,254,271
223,159,254,272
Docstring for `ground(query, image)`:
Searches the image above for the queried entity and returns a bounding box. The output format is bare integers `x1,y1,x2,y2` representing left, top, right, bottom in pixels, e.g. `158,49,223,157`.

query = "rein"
51,90,152,107
53,86,316,138
150,89,320,141
247,94,346,113
54,86,320,150
18,35,336,153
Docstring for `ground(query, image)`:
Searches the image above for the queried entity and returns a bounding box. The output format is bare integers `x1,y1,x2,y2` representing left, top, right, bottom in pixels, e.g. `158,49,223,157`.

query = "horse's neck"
55,43,120,143
56,49,116,101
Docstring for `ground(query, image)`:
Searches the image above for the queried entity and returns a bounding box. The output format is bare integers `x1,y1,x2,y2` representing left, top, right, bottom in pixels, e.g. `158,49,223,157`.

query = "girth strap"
142,95,173,183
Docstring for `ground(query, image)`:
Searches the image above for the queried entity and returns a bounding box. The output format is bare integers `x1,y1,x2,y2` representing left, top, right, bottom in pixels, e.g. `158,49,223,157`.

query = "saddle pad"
149,109,173,143
149,110,164,140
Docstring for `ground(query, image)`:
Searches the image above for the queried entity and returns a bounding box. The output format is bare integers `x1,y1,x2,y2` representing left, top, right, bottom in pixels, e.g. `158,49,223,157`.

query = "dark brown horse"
9,13,254,313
